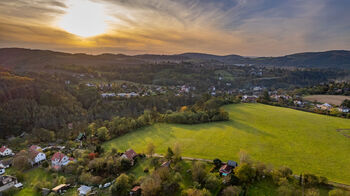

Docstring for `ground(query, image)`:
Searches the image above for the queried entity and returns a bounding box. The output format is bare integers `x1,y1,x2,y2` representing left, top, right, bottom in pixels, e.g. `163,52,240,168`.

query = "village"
0,138,242,195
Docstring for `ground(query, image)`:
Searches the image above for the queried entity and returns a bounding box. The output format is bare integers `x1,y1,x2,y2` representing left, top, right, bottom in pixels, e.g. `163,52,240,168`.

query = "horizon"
1,47,349,57
1,0,349,56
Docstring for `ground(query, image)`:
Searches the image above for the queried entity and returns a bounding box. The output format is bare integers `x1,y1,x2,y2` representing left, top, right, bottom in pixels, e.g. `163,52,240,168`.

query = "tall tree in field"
146,143,155,157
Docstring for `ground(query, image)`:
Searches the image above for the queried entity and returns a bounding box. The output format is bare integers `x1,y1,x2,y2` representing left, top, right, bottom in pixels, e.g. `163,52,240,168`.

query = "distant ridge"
0,48,349,69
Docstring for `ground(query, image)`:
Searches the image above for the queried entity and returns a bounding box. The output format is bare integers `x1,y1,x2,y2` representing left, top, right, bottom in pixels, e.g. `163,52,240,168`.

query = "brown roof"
28,150,40,160
124,149,137,160
52,184,70,192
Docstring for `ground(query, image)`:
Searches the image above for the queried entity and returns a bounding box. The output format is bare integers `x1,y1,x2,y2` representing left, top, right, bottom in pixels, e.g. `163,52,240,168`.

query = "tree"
234,163,256,184
328,189,350,196
222,186,242,196
97,127,110,142
238,149,251,164
146,143,155,157
13,151,31,171
204,173,220,191
213,158,222,169
165,147,174,160
173,143,182,161
341,99,350,108
305,188,320,196
110,174,132,196
141,176,162,196
192,162,207,185
184,188,211,196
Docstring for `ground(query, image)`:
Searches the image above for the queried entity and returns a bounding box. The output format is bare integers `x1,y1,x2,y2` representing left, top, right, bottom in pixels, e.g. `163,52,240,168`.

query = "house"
294,100,304,107
0,146,13,156
122,149,138,165
76,133,86,141
130,186,141,196
28,149,46,165
242,95,258,103
0,166,5,175
101,93,116,98
317,103,333,110
0,176,17,192
0,159,13,168
29,145,42,151
338,107,350,113
78,185,92,195
51,152,72,169
52,184,70,193
219,160,238,176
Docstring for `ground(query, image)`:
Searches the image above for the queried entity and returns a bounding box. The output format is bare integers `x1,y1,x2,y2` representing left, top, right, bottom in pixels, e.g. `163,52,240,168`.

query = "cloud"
0,0,349,56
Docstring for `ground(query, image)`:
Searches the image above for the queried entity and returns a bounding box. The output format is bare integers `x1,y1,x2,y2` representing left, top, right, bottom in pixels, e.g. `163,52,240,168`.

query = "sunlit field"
103,104,350,184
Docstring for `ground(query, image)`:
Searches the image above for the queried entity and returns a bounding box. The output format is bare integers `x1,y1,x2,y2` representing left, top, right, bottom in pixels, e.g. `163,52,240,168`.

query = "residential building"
29,149,46,165
78,185,92,195
0,176,17,192
0,146,13,157
219,160,238,176
51,152,72,169
122,149,138,165
0,166,5,175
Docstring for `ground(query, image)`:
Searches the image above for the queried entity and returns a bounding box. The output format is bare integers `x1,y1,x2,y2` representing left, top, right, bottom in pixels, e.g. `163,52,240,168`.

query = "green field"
103,104,350,184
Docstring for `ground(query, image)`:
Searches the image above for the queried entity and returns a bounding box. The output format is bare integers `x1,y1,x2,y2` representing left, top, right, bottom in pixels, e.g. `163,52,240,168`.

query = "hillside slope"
103,104,350,184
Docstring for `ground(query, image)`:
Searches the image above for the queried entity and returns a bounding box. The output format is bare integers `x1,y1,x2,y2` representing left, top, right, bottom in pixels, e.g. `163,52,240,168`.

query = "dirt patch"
303,95,350,105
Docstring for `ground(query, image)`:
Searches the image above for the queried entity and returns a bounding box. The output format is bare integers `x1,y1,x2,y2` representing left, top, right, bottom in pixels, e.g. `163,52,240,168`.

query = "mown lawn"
103,104,350,184
14,167,71,196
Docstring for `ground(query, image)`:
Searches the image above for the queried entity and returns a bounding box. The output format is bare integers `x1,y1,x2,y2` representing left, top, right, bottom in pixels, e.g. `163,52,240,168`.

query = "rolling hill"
103,103,350,184
0,48,350,69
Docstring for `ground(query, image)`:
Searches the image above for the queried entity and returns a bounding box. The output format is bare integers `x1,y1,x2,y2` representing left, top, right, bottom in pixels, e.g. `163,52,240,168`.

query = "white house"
78,185,92,195
51,152,71,169
0,146,12,157
29,150,46,165
338,107,350,113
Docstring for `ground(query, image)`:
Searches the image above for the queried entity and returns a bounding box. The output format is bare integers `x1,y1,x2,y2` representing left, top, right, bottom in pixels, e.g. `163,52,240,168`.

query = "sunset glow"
58,0,108,38
0,0,349,55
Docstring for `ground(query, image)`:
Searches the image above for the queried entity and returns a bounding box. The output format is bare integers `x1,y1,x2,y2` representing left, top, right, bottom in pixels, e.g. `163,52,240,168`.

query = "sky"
0,0,349,56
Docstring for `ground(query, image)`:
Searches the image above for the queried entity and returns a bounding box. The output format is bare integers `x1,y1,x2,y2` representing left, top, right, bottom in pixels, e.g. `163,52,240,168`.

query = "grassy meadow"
103,104,350,184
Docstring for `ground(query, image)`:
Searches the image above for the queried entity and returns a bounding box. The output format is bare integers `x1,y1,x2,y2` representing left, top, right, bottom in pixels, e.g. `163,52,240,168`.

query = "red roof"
29,145,40,151
124,149,137,160
131,186,141,192
0,146,9,153
51,152,67,161
219,164,233,174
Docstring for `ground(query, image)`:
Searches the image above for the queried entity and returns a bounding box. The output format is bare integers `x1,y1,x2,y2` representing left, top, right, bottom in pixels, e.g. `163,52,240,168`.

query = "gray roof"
227,160,238,167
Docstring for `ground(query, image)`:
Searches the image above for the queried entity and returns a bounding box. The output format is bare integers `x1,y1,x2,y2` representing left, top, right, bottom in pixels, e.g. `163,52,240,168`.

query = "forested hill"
0,48,350,69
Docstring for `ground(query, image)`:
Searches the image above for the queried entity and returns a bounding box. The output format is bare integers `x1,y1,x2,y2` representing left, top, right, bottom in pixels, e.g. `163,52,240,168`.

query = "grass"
303,95,350,105
13,167,72,196
103,103,350,184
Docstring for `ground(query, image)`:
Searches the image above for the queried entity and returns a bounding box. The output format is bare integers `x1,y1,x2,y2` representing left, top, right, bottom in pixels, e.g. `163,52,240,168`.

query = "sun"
58,0,108,38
